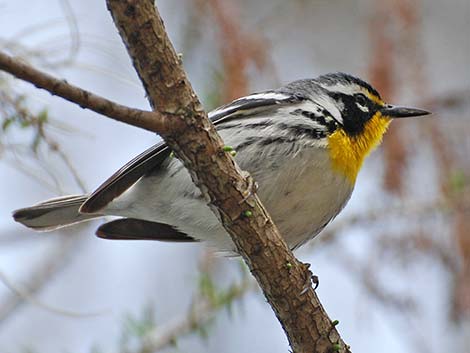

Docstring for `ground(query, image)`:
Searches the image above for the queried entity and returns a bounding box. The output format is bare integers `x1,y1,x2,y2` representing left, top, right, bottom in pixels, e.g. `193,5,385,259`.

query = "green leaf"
20,119,31,128
38,109,48,124
450,170,466,193
199,272,217,305
2,118,13,131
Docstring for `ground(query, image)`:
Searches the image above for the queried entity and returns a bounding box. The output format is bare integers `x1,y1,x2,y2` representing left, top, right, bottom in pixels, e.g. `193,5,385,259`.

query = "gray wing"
80,90,301,213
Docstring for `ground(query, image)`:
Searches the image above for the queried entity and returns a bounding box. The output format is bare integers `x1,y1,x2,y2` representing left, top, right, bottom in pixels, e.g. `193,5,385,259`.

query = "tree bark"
0,0,352,351
106,1,350,352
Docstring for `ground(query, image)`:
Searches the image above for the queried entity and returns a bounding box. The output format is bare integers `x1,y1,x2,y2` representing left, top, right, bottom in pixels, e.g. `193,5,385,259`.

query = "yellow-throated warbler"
13,73,430,253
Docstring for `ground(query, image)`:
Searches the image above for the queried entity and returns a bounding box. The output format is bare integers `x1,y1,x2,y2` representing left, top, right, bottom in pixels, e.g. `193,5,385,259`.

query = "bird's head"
314,72,430,183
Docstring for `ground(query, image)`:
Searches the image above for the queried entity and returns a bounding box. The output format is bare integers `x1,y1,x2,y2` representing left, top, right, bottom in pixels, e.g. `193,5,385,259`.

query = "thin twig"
58,0,80,66
0,266,108,319
3,157,58,192
138,251,253,352
141,278,253,352
38,124,87,193
338,251,416,312
1,86,87,192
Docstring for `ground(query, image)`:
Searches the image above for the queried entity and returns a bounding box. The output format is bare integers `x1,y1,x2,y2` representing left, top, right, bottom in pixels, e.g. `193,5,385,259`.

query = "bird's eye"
355,93,368,106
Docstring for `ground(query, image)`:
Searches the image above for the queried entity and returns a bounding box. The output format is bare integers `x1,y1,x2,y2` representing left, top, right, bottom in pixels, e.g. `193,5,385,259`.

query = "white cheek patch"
356,102,369,112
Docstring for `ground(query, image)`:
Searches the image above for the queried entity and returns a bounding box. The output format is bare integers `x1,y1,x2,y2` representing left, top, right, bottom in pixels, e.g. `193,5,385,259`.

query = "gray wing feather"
13,195,97,230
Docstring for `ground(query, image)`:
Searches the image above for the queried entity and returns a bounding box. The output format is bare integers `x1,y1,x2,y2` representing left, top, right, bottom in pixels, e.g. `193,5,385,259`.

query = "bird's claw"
300,263,319,294
311,274,319,290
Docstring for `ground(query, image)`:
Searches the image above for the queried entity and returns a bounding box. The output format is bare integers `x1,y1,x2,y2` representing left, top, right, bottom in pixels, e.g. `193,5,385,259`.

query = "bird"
12,72,430,254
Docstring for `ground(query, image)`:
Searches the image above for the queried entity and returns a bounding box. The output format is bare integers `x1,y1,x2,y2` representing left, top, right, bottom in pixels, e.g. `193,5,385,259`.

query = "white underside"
105,116,354,253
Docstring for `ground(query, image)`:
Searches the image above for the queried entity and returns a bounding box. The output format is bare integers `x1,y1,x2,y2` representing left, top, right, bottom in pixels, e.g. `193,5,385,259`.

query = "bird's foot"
300,263,319,295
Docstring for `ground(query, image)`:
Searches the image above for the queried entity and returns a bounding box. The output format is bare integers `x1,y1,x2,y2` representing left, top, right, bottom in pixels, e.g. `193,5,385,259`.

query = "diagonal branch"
0,51,172,134
105,1,350,352
0,1,351,351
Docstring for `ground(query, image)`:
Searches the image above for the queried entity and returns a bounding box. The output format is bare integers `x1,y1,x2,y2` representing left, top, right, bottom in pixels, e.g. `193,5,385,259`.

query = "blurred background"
0,0,469,352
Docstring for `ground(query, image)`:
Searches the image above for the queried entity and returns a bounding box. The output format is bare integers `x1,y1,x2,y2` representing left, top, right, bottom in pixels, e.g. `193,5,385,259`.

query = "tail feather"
13,195,101,231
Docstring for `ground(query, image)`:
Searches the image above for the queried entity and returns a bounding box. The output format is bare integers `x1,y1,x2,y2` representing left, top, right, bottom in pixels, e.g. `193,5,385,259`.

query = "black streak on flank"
235,137,259,151
235,135,298,152
244,121,274,129
277,123,327,139
217,123,242,131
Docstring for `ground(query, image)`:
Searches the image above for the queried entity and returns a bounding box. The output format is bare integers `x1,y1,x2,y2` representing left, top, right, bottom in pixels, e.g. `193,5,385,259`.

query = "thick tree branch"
105,1,349,352
0,1,351,351
0,51,173,134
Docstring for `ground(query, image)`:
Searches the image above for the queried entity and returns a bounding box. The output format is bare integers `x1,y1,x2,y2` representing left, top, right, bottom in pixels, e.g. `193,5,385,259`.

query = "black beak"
380,104,431,118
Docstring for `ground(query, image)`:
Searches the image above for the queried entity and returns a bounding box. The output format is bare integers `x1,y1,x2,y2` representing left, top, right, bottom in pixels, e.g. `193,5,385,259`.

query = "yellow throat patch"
327,112,391,183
